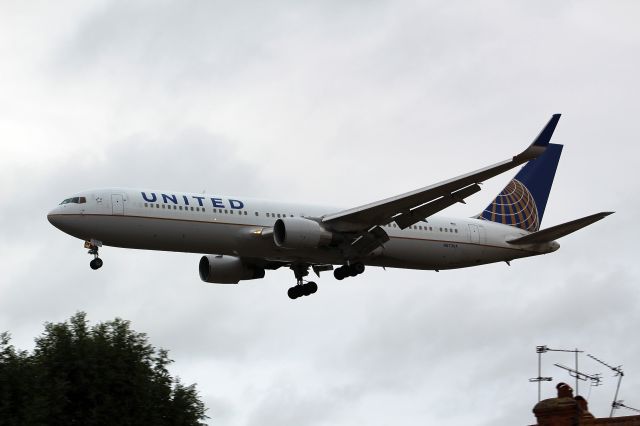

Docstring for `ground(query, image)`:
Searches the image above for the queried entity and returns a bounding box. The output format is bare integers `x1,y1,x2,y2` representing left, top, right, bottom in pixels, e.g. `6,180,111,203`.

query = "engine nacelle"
198,255,265,284
273,217,333,249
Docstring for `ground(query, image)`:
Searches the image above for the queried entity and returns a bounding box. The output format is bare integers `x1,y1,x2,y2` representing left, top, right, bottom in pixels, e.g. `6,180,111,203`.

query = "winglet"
515,114,561,161
533,114,561,147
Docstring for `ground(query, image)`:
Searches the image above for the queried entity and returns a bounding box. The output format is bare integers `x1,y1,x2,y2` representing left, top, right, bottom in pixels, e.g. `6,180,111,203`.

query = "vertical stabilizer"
480,143,563,231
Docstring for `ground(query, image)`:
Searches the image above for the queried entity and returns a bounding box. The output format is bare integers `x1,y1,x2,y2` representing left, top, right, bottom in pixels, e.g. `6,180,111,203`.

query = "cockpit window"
59,197,87,205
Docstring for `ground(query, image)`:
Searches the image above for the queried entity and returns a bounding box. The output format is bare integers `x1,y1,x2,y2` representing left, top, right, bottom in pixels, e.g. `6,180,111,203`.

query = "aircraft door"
111,194,124,215
469,224,480,243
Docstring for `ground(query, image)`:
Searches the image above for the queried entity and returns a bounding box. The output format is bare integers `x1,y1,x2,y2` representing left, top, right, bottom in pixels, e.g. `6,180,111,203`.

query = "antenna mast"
530,346,553,402
588,354,625,417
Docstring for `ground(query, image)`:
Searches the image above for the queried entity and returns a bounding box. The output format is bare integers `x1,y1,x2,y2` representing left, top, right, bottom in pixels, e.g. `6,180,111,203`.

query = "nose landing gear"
85,240,103,270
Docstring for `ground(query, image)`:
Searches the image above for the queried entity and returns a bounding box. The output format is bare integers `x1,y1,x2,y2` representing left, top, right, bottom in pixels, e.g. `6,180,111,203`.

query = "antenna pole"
539,350,542,401
576,348,579,395
611,370,624,417
530,346,552,402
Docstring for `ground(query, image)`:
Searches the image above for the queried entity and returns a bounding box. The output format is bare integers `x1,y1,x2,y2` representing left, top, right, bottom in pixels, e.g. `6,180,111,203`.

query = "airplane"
47,114,612,299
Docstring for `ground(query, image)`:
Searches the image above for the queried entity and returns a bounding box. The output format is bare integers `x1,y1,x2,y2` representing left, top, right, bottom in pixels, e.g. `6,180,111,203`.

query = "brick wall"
531,398,640,425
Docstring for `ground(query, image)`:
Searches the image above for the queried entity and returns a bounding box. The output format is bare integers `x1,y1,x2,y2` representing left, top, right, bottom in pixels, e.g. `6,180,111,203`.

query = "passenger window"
245,212,248,216
230,210,233,214
179,206,183,210
277,214,281,218
224,210,228,214
455,229,458,233
162,205,165,209
202,208,206,212
255,212,259,216
439,228,442,232
144,203,148,207
191,207,194,211
156,204,159,208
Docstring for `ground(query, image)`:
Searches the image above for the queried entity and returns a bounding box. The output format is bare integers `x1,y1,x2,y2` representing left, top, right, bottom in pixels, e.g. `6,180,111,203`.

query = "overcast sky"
1,1,639,424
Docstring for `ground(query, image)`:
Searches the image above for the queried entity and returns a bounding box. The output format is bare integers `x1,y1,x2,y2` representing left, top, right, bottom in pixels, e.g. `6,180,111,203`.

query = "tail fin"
480,143,563,232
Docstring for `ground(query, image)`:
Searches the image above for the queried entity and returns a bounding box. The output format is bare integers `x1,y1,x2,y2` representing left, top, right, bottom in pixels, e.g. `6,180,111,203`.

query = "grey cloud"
2,1,640,425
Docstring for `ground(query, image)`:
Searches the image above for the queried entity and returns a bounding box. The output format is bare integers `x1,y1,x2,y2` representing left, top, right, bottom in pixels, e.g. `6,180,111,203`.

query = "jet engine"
273,217,334,249
198,255,265,284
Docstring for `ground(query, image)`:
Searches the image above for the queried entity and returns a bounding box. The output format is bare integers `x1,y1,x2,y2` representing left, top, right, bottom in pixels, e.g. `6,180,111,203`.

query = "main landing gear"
333,262,365,280
287,264,318,300
85,240,103,270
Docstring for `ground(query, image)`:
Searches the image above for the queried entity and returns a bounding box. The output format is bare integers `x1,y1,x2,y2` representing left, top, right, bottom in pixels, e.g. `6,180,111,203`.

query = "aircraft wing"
322,114,561,233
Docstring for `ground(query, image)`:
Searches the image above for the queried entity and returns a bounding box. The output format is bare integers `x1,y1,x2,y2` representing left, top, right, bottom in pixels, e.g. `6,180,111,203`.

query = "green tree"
0,313,208,426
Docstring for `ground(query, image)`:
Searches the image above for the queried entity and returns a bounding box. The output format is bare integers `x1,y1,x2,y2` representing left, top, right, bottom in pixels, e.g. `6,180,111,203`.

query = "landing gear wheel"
287,265,322,299
288,287,299,300
287,281,318,299
89,258,103,270
352,263,365,275
334,263,365,280
301,282,317,296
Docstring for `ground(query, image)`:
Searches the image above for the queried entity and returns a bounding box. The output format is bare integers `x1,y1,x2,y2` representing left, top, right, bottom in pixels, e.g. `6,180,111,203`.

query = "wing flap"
507,212,613,245
395,184,481,229
346,226,390,258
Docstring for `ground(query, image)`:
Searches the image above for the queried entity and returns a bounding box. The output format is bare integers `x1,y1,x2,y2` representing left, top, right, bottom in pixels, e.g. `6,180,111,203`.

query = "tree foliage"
0,313,207,426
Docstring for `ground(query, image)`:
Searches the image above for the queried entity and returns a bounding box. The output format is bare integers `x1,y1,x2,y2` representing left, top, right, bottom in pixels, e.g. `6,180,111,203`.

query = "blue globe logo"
481,179,539,232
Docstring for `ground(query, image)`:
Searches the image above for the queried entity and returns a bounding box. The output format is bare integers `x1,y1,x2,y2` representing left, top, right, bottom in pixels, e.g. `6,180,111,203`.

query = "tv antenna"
531,346,584,398
529,345,553,402
553,363,602,389
588,354,626,417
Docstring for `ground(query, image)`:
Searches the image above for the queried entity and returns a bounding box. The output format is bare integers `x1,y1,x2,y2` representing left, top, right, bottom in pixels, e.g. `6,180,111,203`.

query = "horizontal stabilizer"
507,212,613,245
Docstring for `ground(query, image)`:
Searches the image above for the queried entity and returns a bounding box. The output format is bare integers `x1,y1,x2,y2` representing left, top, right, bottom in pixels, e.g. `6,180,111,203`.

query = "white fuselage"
47,188,559,271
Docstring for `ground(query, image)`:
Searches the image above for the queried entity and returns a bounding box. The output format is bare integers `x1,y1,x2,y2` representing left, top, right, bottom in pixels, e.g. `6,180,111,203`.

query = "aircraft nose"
47,207,63,228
